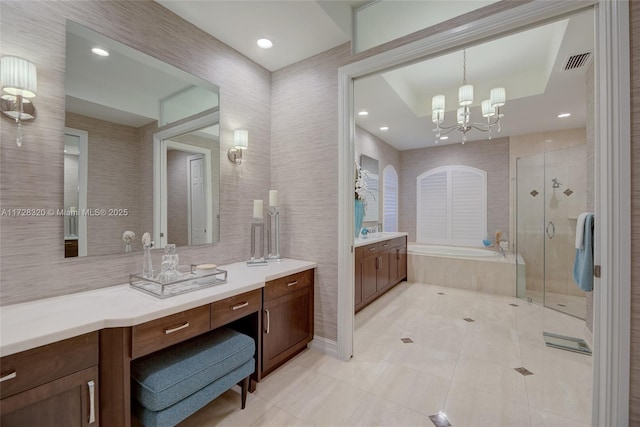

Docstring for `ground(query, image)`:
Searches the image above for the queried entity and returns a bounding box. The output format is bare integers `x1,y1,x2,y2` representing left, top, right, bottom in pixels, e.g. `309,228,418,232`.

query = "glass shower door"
543,145,587,319
516,153,545,306
516,145,587,319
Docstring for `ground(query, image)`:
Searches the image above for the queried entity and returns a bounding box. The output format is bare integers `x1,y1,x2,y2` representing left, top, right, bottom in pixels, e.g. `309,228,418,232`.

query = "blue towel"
573,213,594,292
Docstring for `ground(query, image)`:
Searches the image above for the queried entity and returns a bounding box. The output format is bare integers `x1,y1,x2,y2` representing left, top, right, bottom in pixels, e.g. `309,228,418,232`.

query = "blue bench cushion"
131,327,255,411
133,358,254,427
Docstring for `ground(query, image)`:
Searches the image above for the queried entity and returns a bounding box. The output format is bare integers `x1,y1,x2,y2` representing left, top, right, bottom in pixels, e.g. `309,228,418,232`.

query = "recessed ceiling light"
358,111,368,116
439,136,449,140
91,47,109,57
557,113,571,118
379,126,389,131
257,38,273,49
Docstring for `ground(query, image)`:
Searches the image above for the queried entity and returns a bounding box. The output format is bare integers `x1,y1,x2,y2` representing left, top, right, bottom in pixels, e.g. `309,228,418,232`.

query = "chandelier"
431,49,506,144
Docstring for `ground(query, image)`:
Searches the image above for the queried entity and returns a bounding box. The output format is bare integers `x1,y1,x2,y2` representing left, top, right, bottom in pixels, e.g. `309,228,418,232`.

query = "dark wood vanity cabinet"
355,236,407,313
262,269,314,377
388,237,408,286
0,332,99,427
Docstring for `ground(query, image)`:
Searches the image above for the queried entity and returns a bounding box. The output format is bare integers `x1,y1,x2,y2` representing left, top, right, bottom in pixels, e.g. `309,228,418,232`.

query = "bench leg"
241,376,250,409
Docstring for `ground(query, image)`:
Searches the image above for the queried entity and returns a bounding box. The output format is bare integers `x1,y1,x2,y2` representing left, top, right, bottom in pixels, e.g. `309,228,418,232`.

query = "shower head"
552,178,562,188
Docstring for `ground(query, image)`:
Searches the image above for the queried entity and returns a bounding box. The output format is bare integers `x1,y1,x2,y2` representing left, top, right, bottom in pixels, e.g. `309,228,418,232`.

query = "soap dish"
129,265,228,299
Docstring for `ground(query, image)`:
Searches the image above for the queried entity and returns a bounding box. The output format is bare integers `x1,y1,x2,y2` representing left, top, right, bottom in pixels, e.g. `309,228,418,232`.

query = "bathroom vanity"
354,233,408,312
0,259,316,427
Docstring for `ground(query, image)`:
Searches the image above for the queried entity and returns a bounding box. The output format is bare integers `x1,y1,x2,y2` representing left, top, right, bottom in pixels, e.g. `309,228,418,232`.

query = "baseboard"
309,335,338,358
584,324,593,349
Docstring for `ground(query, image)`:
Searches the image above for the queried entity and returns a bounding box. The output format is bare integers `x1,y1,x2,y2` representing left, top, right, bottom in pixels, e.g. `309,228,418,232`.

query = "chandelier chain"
462,49,467,85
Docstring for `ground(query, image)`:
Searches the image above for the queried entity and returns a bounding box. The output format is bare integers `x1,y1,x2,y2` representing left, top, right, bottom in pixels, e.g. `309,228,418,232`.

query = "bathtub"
407,243,518,296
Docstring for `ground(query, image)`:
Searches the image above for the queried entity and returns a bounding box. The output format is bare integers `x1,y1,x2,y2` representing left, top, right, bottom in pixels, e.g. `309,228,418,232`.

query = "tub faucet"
498,244,506,258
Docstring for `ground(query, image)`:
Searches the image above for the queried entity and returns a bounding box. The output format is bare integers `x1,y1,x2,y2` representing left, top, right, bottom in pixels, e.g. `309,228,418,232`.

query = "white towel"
575,212,592,249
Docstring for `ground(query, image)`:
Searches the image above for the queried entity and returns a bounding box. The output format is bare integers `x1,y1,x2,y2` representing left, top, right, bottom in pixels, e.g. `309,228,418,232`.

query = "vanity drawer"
0,332,98,399
264,269,314,301
131,305,210,359
210,289,262,330
363,242,379,254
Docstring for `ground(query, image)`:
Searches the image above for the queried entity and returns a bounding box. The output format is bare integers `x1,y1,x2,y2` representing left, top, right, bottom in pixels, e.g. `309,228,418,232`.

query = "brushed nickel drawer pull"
383,243,389,247
368,247,376,251
164,322,190,334
232,301,249,310
0,370,16,382
287,281,298,287
88,380,96,424
265,309,270,334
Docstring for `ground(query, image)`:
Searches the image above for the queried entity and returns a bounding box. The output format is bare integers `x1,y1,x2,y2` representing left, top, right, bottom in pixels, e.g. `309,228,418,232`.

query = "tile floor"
180,281,592,427
525,289,587,320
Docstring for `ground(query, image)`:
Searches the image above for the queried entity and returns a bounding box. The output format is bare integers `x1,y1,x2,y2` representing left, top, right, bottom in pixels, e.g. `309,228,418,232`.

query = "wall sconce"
228,129,248,165
1,56,38,147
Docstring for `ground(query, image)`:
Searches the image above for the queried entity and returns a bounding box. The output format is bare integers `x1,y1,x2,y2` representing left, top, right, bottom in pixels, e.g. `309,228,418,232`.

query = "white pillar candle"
253,200,263,219
269,190,278,207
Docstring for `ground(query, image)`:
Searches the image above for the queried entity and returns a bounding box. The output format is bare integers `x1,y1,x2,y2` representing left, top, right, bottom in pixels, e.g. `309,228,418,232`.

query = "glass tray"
130,265,228,299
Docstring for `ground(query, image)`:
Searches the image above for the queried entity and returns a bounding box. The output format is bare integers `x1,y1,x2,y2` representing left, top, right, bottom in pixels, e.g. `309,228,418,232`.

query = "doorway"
337,1,631,425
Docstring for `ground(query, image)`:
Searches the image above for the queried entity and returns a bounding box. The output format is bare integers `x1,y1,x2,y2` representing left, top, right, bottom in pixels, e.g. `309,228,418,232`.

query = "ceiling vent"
563,52,592,70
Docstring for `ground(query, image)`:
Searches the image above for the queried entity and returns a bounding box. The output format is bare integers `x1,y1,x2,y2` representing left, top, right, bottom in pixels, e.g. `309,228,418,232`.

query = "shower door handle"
546,221,555,239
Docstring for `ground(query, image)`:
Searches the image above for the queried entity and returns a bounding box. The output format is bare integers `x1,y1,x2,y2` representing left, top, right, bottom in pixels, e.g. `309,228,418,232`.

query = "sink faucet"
497,243,506,258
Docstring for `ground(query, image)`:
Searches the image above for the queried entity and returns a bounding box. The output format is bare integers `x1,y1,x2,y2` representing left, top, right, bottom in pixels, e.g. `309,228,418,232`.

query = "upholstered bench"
131,327,255,427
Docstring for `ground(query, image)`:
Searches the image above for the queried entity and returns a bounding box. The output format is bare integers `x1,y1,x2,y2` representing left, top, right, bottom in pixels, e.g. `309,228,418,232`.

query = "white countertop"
354,232,408,248
0,258,316,357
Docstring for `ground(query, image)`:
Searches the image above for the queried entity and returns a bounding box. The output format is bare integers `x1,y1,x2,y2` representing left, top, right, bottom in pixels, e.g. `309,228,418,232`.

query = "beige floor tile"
444,382,532,427
520,344,592,388
315,351,390,392
275,371,368,426
178,388,272,427
470,298,518,330
255,360,314,404
460,323,523,368
369,363,450,416
451,355,528,404
353,331,406,362
249,406,311,427
525,374,591,425
425,293,477,319
345,394,434,427
290,347,332,370
408,313,468,354
529,407,591,427
389,341,458,380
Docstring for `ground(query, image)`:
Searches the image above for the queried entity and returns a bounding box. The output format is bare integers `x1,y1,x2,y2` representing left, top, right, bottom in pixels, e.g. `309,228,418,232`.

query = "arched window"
382,165,398,232
416,165,486,246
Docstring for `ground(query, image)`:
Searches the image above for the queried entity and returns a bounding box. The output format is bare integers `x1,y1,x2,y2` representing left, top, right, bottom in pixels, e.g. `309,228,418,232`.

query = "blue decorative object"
355,199,365,238
361,228,369,238
482,239,492,248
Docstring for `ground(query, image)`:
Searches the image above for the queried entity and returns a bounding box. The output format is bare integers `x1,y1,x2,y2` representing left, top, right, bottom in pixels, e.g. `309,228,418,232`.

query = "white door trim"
337,1,630,425
153,109,218,248
64,127,88,257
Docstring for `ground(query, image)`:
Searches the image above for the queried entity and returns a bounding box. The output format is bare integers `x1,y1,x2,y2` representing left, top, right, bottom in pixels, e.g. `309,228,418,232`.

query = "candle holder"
266,206,281,261
247,219,268,266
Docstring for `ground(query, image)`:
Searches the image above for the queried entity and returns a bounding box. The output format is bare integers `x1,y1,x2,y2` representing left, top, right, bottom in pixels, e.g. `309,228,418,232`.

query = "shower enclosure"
516,144,587,319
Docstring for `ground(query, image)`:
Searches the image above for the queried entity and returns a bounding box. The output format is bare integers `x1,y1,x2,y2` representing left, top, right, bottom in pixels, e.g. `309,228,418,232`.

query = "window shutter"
383,165,398,232
417,166,486,246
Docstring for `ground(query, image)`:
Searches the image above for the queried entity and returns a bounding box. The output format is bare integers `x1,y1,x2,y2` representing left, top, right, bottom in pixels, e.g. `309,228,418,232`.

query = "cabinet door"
362,252,378,302
377,250,390,292
262,286,313,376
1,366,99,427
354,246,364,309
389,247,400,285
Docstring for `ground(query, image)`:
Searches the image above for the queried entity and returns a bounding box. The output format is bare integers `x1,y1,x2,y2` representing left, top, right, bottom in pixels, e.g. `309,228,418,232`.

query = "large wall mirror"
64,22,220,258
